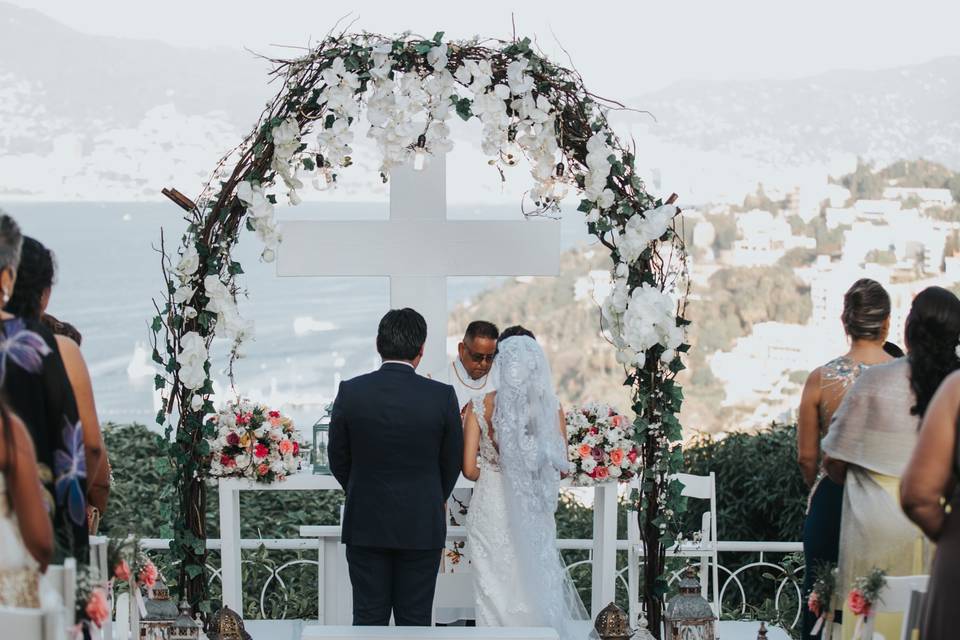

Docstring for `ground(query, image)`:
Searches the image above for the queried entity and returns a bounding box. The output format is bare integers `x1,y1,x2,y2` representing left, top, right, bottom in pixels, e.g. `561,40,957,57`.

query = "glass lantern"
312,403,332,475
664,567,717,640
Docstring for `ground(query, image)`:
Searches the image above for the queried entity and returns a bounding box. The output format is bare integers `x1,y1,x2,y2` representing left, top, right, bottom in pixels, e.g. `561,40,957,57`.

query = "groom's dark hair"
377,308,427,361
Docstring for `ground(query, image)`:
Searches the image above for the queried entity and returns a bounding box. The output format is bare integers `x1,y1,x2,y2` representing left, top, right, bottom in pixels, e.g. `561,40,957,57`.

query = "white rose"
597,189,616,210
177,331,208,390
173,285,195,305
581,457,597,473
175,245,200,279
190,394,204,412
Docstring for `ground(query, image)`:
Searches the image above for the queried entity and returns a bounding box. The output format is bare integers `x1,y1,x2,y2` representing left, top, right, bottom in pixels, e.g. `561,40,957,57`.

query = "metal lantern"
208,606,251,640
170,601,201,640
139,578,179,640
312,402,333,474
664,567,717,640
594,601,633,640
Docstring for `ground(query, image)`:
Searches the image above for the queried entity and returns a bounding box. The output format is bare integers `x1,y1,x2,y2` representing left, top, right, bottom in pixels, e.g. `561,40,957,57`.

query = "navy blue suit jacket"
328,362,463,550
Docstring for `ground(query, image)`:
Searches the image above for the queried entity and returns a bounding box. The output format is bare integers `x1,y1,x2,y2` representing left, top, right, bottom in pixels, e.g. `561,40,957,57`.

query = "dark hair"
905,286,960,416
376,308,427,361
42,313,82,346
5,237,55,320
464,320,499,342
842,278,890,340
883,341,905,358
498,325,535,342
0,214,22,272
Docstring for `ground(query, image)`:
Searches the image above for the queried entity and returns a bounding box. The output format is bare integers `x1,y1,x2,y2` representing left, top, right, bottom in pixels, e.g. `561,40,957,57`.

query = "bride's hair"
905,286,960,416
498,325,535,342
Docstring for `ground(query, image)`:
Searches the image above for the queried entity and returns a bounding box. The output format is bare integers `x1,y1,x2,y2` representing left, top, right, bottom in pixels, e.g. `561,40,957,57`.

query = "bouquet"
565,402,642,486
848,567,887,639
207,399,304,482
806,561,837,635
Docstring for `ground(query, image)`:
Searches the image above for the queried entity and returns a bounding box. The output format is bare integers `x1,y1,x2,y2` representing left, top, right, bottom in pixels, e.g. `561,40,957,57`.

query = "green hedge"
101,422,806,618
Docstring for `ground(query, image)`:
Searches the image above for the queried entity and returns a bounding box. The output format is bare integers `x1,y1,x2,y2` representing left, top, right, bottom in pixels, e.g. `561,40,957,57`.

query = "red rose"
847,588,870,616
226,432,240,447
236,413,248,426
220,453,236,467
269,410,281,418
254,443,269,459
627,448,639,463
589,427,599,435
595,466,610,480
293,442,300,456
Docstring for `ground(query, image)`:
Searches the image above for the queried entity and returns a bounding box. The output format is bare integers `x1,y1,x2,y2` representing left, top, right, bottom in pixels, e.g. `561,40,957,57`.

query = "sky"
10,0,960,95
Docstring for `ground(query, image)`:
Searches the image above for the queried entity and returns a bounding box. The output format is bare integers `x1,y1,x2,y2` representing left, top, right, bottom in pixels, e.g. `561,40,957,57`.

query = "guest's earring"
2,290,8,305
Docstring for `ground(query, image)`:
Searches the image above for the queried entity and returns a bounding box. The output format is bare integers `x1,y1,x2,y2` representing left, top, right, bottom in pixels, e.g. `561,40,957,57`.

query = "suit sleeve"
328,382,351,490
439,386,464,500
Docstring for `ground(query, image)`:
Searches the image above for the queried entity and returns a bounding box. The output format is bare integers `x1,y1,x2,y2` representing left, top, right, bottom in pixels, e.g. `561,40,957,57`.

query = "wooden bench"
301,626,560,640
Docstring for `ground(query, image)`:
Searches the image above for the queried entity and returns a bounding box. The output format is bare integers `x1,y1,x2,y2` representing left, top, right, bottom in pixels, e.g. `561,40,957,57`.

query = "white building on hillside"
731,209,814,266
883,187,954,208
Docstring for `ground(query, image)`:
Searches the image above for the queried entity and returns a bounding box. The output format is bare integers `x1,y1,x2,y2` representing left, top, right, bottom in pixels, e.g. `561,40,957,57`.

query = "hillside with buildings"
452,159,960,434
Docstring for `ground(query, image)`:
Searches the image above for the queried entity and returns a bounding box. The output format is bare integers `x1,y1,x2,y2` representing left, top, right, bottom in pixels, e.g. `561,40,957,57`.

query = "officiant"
438,320,498,625
449,321,499,412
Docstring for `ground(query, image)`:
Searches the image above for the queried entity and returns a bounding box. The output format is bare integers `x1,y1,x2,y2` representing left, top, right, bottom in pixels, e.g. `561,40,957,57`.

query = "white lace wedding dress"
0,473,41,608
465,337,586,639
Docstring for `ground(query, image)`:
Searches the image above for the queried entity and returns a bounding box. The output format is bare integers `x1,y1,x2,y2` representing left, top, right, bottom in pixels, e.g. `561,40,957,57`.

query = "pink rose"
578,444,593,459
114,559,131,582
627,448,639,463
610,449,625,466
279,439,294,455
847,588,870,616
257,463,270,476
254,443,269,459
85,588,110,627
269,416,282,427
139,561,158,588
595,466,609,480
611,415,626,428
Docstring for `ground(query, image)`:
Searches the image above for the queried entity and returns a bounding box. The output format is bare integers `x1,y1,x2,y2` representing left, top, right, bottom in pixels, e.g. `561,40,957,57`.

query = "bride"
461,328,586,638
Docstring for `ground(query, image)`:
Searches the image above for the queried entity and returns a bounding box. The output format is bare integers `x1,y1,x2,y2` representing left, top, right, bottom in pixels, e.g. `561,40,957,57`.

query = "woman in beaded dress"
798,279,892,637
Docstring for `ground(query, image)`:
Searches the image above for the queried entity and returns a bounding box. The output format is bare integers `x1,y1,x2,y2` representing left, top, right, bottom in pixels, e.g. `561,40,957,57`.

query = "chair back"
861,575,929,640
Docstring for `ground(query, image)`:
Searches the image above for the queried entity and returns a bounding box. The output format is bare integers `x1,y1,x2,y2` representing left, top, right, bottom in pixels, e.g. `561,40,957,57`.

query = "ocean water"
2,201,592,433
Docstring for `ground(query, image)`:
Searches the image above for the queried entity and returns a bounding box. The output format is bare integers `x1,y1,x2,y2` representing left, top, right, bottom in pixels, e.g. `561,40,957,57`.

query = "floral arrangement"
151,29,689,625
806,562,837,635
207,399,304,482
848,567,887,638
72,566,110,638
565,403,642,485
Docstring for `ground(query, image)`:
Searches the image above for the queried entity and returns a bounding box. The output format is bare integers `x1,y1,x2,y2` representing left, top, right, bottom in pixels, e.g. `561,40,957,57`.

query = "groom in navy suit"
329,308,464,626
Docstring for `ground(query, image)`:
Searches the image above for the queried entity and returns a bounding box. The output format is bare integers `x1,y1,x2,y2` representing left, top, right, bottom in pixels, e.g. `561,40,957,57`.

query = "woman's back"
818,356,870,433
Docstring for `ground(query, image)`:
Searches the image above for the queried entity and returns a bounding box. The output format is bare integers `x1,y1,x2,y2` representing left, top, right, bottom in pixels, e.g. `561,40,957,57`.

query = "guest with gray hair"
0,213,89,561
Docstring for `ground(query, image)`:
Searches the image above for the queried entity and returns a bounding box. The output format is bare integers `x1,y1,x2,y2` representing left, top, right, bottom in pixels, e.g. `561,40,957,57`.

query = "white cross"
276,153,561,381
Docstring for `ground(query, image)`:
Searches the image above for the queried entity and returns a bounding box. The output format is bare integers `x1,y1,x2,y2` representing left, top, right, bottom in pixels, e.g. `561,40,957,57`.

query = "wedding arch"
152,30,690,634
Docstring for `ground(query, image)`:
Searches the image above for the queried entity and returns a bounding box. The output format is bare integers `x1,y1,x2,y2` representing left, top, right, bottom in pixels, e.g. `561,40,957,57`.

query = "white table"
716,621,792,639
301,626,559,640
218,473,619,621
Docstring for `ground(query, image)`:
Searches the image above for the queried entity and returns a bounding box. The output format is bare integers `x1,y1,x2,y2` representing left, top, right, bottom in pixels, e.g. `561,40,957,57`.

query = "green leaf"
577,199,594,214
228,261,244,275
154,374,166,391
455,97,473,121
414,42,433,54
301,157,316,171
432,31,445,43
151,315,163,332
185,564,203,579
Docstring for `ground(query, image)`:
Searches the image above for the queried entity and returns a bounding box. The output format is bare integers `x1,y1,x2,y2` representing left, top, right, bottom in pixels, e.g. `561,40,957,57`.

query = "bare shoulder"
54,334,83,364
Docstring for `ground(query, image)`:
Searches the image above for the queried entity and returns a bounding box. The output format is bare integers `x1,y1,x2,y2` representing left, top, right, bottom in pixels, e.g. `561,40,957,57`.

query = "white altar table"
218,473,620,621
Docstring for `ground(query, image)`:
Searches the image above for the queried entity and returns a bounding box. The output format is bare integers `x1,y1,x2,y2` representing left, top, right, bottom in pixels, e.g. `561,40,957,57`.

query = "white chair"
45,558,77,628
861,575,929,640
0,606,66,640
627,472,719,623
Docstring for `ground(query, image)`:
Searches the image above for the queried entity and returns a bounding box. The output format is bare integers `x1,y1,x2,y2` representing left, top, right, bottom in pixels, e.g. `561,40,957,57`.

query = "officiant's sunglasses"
464,346,497,364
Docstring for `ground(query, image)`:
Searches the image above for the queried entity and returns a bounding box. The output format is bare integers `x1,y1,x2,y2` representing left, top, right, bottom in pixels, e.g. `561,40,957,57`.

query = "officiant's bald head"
458,320,499,380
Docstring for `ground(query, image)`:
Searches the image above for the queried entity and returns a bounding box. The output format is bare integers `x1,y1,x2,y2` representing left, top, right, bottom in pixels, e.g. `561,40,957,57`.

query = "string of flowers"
806,561,838,636
848,568,887,639
152,28,689,632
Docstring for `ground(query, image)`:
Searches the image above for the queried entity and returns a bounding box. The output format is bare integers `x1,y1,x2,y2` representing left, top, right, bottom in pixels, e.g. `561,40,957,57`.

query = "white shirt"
449,357,496,412
381,360,415,369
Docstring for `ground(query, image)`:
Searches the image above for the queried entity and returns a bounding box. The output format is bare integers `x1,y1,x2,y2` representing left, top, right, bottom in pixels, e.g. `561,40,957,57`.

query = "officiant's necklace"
454,361,488,390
